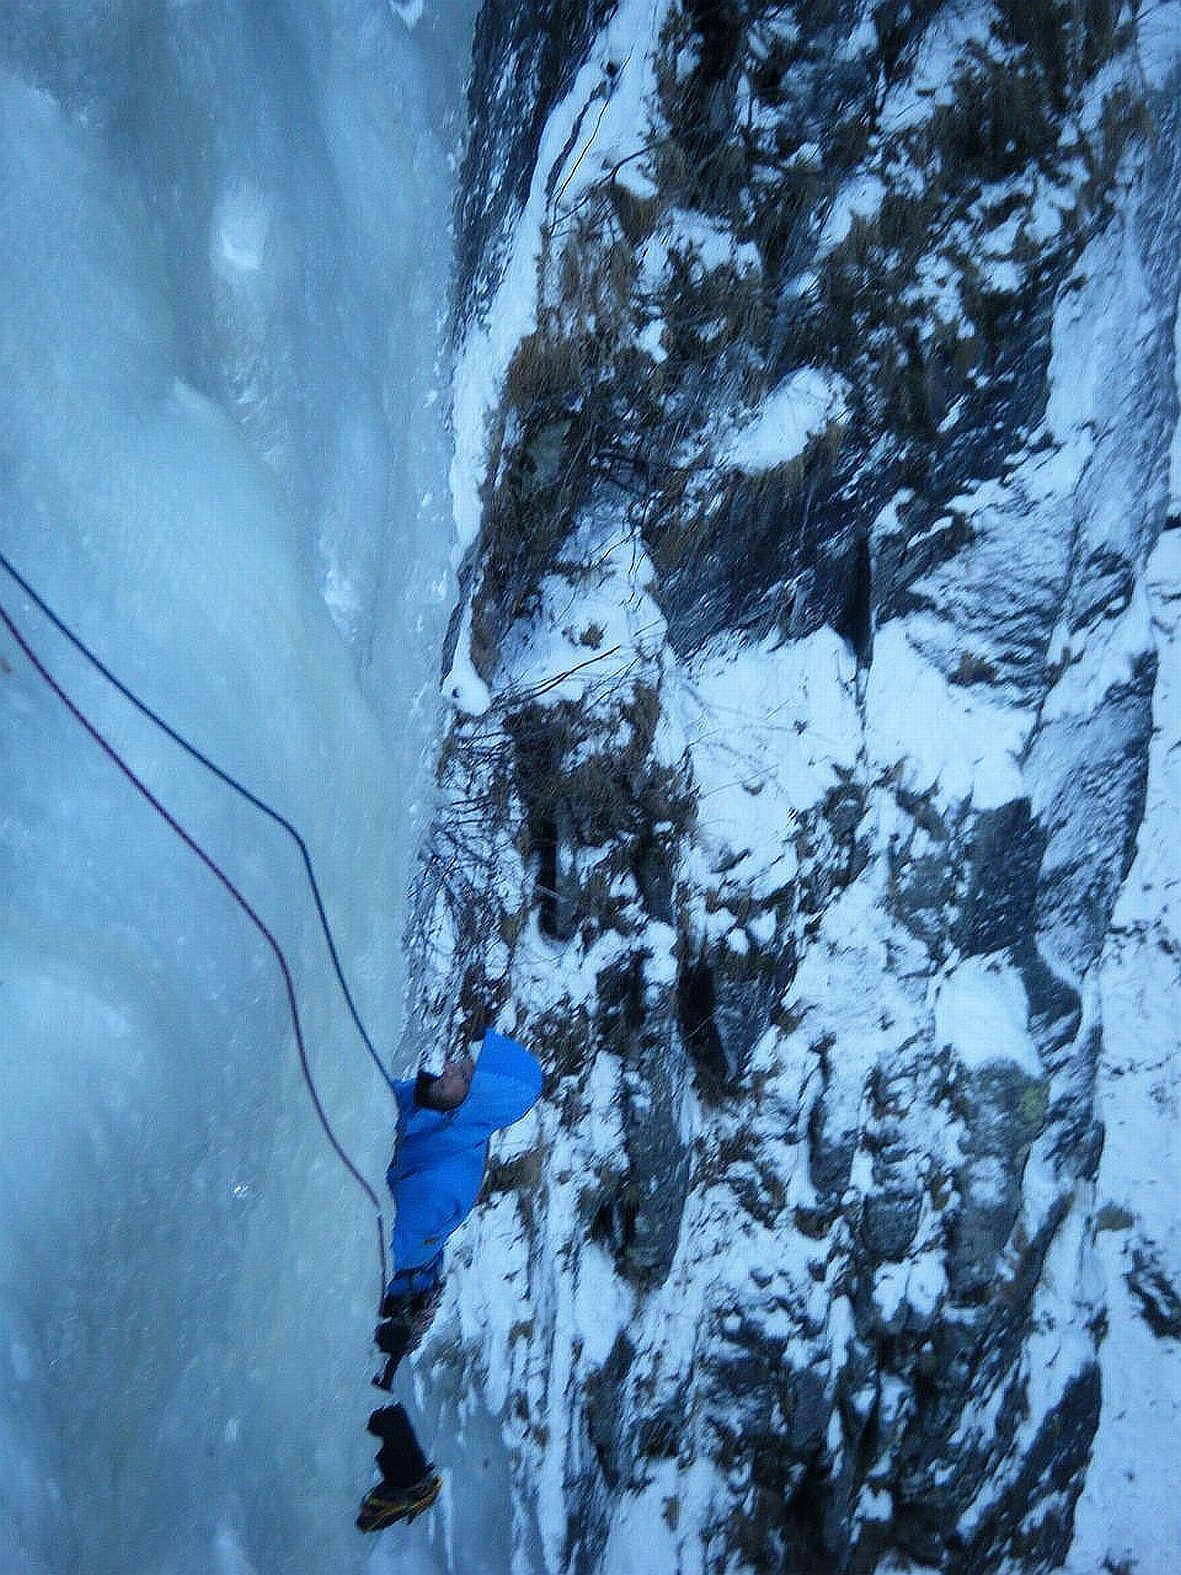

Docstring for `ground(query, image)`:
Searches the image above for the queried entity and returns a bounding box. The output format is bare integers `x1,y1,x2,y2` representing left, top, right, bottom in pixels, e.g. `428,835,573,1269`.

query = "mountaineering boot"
358,1403,439,1530
356,1470,442,1531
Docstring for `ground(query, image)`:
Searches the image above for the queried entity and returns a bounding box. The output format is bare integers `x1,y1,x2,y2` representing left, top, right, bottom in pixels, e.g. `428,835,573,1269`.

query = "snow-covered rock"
410,2,1181,1571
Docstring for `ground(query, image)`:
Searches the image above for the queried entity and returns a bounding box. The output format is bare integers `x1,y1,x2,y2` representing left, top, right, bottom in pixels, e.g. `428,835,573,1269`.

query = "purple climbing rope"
0,594,389,1304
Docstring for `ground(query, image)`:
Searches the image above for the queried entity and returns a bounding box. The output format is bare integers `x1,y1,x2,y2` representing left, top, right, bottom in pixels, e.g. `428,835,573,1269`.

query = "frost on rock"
414,2,1181,1572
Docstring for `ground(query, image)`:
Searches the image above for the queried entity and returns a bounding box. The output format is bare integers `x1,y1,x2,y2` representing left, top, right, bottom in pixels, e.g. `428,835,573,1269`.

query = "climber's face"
423,1051,475,1112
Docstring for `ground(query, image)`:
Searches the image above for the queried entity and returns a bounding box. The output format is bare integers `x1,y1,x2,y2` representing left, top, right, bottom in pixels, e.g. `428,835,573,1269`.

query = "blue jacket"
387,1028,543,1291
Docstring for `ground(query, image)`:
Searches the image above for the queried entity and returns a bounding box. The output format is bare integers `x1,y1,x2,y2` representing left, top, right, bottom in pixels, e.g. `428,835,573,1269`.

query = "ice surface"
1138,0,1181,90
0,4,476,1571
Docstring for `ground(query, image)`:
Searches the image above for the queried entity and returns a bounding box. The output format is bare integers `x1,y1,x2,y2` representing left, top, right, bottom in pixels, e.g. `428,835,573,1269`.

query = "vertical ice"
0,3,475,1571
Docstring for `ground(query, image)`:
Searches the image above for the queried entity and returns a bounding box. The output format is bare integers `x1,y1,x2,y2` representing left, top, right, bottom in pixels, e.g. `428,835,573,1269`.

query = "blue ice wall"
0,4,475,1570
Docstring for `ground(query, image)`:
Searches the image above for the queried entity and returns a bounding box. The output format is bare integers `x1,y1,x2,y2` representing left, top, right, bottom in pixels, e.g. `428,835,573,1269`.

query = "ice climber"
357,1026,544,1532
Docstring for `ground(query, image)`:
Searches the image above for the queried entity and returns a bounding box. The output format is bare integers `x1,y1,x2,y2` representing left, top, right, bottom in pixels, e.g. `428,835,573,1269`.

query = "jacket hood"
461,1027,544,1132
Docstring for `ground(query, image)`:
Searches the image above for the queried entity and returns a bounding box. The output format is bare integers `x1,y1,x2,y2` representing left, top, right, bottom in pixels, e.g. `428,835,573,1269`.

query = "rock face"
411,3,1181,1571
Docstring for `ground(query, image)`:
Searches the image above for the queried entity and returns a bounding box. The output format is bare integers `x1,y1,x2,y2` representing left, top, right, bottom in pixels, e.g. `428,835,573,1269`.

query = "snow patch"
666,626,860,897
864,622,1028,807
723,368,850,473
1138,0,1181,90
934,954,1042,1077
639,207,761,285
819,173,887,250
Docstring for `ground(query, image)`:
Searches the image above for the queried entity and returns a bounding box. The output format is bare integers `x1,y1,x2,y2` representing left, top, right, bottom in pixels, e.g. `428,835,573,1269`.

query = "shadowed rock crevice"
675,954,729,1100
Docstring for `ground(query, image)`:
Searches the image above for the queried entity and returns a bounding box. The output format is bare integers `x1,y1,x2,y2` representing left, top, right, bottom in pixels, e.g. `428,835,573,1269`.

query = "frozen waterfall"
0,4,476,1572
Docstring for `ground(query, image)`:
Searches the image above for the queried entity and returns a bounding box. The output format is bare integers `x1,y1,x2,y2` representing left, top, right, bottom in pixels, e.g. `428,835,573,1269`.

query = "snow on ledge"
934,953,1043,1077
450,0,674,554
441,598,491,716
864,621,1028,808
722,367,850,473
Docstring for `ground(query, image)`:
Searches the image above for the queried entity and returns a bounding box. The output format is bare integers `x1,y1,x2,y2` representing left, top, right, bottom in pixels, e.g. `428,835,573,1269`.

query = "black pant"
372,1278,443,1390
366,1402,431,1490
366,1280,444,1489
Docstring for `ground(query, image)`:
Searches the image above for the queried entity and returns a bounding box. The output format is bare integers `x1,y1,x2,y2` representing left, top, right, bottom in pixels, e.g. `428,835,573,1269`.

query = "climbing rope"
0,548,397,1089
0,554,390,1301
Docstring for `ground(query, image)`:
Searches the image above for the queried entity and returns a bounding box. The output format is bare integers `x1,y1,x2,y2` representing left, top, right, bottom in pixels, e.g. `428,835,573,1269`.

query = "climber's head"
415,1050,476,1112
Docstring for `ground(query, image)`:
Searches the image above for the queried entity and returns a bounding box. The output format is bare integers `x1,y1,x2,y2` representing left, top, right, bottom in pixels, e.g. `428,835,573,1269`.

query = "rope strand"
0,581,389,1304
0,546,397,1090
